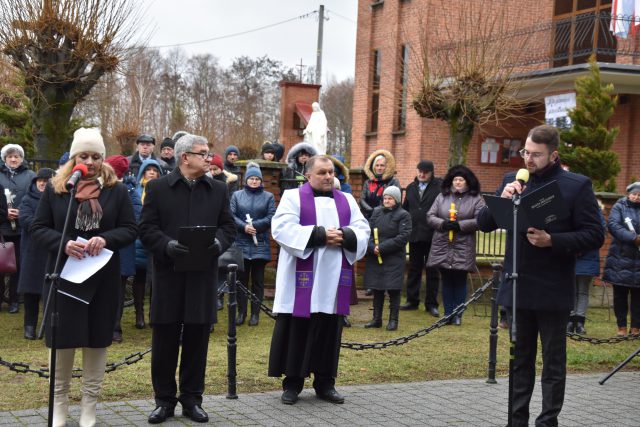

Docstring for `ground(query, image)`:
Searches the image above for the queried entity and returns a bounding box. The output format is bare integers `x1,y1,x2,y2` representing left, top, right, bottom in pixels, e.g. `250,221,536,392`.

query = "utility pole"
315,5,325,85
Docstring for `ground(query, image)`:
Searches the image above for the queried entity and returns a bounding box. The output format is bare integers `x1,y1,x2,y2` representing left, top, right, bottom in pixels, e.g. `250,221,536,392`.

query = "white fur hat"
69,128,105,158
1,144,25,162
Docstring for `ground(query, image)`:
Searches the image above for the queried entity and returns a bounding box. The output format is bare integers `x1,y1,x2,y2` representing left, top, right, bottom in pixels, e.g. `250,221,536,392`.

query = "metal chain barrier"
0,348,152,379
567,332,640,344
341,277,494,350
235,281,277,319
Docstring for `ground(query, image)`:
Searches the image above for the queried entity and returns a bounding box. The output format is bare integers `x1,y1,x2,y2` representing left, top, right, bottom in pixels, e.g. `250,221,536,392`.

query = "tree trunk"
447,115,475,168
31,88,77,161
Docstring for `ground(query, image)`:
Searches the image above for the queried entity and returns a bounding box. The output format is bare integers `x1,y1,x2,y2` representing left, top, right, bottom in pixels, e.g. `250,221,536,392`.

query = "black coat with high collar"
402,176,442,242
139,168,236,325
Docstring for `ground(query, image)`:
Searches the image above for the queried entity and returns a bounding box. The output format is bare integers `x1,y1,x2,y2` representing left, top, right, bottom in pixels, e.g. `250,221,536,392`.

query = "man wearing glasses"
477,124,604,426
140,134,235,424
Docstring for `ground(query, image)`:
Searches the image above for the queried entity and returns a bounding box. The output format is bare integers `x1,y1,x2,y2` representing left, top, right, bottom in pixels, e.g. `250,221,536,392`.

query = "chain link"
4,280,639,379
567,332,640,344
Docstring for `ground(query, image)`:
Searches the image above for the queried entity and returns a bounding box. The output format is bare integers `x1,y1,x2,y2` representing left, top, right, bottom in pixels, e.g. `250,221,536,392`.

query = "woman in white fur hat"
31,128,137,427
0,143,35,314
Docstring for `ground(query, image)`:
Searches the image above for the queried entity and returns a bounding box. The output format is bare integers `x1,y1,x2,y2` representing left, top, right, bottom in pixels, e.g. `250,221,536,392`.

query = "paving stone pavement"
1,371,638,426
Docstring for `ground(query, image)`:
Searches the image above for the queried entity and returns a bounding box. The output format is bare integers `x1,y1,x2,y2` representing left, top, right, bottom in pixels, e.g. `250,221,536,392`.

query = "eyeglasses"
519,149,546,159
186,151,213,161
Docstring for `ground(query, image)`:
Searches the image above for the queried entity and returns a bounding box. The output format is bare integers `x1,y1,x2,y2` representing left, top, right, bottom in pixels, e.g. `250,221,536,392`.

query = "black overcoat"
139,169,236,325
31,182,137,348
17,181,48,295
364,204,412,291
402,176,442,242
477,161,604,311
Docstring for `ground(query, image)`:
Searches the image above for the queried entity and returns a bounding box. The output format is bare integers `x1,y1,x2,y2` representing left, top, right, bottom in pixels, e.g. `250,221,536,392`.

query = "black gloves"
166,240,189,258
442,220,461,232
208,238,222,257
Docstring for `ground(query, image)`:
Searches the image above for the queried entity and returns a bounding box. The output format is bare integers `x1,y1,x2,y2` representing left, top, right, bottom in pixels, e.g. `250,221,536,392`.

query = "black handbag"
218,244,244,272
0,234,17,273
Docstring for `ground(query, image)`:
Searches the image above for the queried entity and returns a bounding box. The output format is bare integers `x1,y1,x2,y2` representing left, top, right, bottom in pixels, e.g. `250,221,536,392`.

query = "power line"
326,9,356,24
149,11,318,49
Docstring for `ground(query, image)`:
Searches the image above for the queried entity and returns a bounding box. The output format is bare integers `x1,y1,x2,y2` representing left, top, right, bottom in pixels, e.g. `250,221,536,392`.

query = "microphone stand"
39,186,77,427
506,192,522,427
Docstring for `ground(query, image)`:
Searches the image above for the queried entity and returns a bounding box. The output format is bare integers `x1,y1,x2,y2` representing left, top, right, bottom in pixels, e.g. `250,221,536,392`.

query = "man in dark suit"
477,125,604,426
400,160,442,316
140,134,235,424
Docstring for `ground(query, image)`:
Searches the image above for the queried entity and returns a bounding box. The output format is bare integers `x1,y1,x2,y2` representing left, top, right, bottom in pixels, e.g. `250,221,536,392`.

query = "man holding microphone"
477,124,604,426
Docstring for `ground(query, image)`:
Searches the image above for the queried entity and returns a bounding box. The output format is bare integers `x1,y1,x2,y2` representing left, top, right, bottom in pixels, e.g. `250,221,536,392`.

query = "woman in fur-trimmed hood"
279,141,317,195
360,149,400,219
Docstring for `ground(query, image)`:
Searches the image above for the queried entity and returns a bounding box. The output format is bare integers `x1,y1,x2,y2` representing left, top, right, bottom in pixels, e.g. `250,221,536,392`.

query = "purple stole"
294,183,353,318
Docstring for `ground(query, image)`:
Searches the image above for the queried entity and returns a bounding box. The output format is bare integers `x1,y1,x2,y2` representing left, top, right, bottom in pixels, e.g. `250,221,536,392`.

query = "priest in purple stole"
268,156,370,405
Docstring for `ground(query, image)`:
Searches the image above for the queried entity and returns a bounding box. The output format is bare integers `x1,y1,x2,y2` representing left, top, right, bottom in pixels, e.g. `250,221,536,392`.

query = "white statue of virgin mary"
303,101,328,155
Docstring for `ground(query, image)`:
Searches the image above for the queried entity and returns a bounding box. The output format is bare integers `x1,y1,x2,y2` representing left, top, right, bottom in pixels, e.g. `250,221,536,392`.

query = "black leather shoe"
182,404,208,423
8,303,19,314
364,289,373,296
426,306,440,317
24,325,36,340
399,302,418,311
575,322,586,335
364,319,382,328
148,406,174,424
386,320,398,331
342,316,351,327
281,389,299,405
566,321,575,334
316,388,345,404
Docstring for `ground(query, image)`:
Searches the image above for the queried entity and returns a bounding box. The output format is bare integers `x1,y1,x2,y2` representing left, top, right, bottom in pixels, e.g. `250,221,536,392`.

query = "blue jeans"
439,268,468,316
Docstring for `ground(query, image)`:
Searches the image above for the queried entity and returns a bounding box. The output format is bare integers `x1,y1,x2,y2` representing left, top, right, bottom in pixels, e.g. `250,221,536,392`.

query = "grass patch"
0,301,637,411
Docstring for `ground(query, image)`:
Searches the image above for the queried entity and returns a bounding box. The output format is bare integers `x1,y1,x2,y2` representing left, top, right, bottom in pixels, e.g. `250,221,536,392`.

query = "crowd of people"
0,123,638,426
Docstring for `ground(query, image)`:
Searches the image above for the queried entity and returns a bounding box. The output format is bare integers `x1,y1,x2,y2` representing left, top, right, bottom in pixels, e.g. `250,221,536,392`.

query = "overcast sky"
141,0,358,85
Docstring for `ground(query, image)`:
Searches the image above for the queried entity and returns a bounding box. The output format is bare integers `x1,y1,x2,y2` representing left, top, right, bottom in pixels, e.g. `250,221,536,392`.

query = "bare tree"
0,0,142,158
321,77,353,159
411,0,533,167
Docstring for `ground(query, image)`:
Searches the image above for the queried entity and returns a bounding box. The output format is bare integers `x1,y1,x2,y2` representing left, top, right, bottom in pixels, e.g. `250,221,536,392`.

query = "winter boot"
79,347,107,427
574,316,586,335
248,301,260,326
53,348,75,427
386,291,400,331
365,290,384,328
133,280,146,329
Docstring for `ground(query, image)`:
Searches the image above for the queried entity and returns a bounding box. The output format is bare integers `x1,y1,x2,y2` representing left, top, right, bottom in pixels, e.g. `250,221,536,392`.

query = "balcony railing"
435,12,640,70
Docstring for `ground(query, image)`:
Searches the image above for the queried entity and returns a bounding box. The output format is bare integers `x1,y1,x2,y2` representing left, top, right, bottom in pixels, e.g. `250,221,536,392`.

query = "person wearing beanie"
105,155,142,344
604,180,640,337
363,185,411,331
160,137,176,172
127,133,168,178
261,141,276,161
16,167,54,338
0,142,35,314
230,162,275,326
31,126,137,427
223,145,241,192
401,160,443,317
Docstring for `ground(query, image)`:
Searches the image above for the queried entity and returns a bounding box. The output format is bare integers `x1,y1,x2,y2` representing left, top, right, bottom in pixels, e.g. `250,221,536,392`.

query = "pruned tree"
559,57,620,192
0,0,142,159
411,0,533,167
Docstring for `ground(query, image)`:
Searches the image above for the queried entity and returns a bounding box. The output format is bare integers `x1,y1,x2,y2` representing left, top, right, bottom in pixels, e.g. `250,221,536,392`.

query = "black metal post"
38,187,77,427
506,195,522,427
599,346,640,385
487,262,503,384
226,264,238,399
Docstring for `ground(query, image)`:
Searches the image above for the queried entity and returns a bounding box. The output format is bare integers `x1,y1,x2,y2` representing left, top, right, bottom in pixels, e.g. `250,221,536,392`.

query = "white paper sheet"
60,237,113,284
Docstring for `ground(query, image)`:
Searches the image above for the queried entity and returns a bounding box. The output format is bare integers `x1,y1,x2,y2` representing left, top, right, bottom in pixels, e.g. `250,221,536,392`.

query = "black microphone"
65,164,88,190
512,168,529,202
